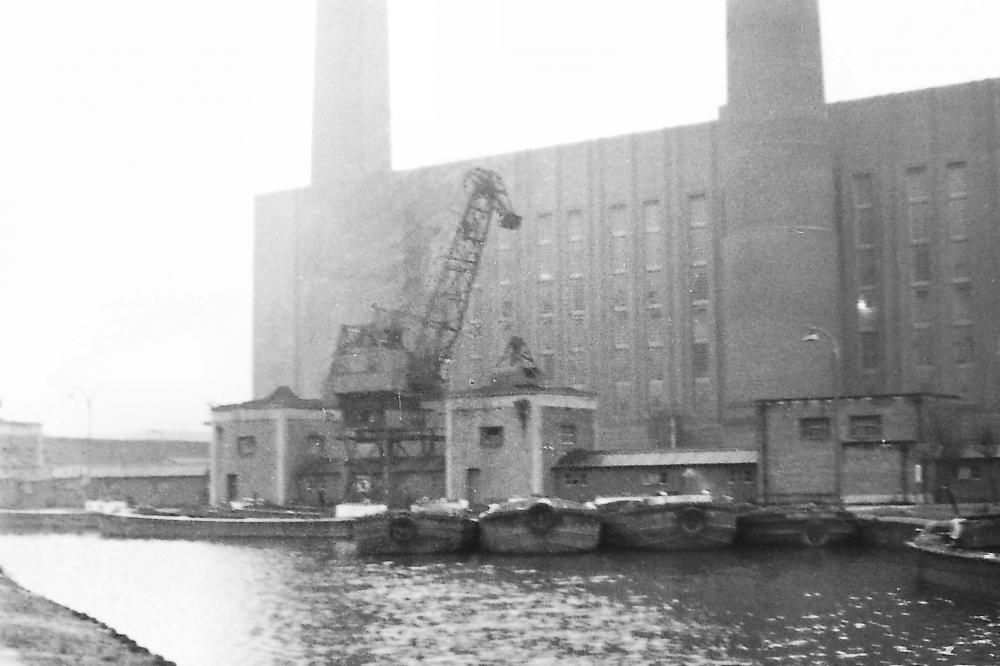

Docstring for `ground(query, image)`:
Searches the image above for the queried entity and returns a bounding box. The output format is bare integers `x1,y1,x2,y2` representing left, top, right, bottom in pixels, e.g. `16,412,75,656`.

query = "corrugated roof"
450,384,596,399
554,449,757,469
50,464,208,479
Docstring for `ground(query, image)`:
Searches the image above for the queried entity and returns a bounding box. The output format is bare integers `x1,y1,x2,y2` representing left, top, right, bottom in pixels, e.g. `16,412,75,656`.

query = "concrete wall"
446,391,597,505
553,464,756,504
760,394,944,503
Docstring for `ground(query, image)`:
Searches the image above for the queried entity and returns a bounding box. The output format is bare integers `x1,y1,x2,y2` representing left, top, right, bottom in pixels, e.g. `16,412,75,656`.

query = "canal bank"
0,567,173,665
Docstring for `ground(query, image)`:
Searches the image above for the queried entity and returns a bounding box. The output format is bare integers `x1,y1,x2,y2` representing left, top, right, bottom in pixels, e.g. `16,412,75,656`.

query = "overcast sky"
1,0,998,438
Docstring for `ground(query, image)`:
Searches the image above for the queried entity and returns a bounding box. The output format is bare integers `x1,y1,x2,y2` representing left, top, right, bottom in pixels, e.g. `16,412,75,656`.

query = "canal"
0,535,998,665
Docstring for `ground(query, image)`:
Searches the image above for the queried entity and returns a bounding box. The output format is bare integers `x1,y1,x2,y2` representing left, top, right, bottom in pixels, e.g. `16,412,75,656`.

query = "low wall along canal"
0,530,998,665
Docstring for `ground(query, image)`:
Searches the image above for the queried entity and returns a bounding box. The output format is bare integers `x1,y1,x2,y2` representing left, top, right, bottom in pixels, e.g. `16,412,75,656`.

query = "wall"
256,2,1000,457
760,395,941,503
213,419,279,504
552,464,756,504
831,80,1000,406
85,476,208,508
449,399,534,504
539,406,596,495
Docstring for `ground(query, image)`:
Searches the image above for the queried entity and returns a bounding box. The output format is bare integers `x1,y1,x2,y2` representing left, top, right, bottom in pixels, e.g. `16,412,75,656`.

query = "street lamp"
69,386,100,439
802,327,841,396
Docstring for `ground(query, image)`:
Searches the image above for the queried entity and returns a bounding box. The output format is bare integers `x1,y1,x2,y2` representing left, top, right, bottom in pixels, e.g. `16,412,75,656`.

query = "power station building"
253,0,1000,454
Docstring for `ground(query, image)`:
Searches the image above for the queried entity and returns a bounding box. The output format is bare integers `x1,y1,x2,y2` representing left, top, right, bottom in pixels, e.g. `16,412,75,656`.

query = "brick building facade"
253,0,1000,458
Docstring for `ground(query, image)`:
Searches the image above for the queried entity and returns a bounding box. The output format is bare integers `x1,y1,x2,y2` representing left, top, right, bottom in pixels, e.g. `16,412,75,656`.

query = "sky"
1,0,998,439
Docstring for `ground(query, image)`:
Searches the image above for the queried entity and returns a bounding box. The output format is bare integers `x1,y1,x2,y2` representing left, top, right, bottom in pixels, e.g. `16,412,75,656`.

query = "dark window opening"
849,415,883,440
480,426,504,448
799,417,832,440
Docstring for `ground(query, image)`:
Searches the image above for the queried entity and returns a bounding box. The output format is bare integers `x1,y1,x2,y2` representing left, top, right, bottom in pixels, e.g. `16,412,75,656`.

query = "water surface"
1,535,997,664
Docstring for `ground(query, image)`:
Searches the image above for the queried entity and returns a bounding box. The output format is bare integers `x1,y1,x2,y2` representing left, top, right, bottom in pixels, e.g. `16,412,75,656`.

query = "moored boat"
477,497,601,555
97,508,353,540
352,501,478,555
736,504,858,548
908,515,1000,600
596,494,740,551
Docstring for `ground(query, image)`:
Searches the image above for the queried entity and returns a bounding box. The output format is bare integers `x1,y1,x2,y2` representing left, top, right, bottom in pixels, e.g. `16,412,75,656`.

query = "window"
569,277,586,313
849,415,883,440
610,233,630,272
306,433,328,458
612,308,631,348
853,172,875,208
952,283,972,322
913,287,931,324
541,351,556,380
689,194,710,227
612,380,632,411
645,226,665,269
563,471,588,487
692,342,710,378
536,212,553,243
954,325,974,365
559,424,578,446
479,426,504,448
566,347,586,386
689,266,709,303
905,167,930,242
860,330,881,369
949,240,970,279
914,327,933,366
858,248,879,288
642,470,670,486
913,246,931,283
853,173,880,246
947,198,968,238
799,417,832,440
642,200,661,231
946,162,968,238
610,273,630,310
501,298,514,319
567,210,587,275
236,436,257,458
612,347,631,377
854,175,878,237
608,204,629,234
567,209,585,240
690,226,711,264
537,279,555,316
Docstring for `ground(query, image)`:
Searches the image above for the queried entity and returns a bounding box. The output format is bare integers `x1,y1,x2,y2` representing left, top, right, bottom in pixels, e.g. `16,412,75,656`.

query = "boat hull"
478,501,602,554
599,501,739,551
97,511,353,540
736,506,857,547
910,539,1000,600
353,511,478,555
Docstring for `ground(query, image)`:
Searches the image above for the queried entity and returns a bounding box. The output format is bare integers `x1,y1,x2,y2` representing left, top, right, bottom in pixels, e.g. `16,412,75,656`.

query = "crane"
322,168,520,505
324,167,521,416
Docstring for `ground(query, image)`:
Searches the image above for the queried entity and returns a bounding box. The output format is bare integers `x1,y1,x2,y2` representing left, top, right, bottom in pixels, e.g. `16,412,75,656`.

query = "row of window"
479,424,578,448
230,433,329,459
853,162,975,374
799,415,883,441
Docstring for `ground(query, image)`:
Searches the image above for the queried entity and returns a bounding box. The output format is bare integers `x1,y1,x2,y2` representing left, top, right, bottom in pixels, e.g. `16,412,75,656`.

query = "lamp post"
802,327,841,397
69,386,100,439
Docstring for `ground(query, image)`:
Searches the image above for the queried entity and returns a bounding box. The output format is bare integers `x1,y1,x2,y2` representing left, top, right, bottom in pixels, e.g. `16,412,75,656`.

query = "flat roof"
756,392,962,405
554,449,757,469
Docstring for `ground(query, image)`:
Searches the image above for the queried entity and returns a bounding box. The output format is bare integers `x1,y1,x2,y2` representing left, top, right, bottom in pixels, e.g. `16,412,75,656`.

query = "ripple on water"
0,537,999,665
